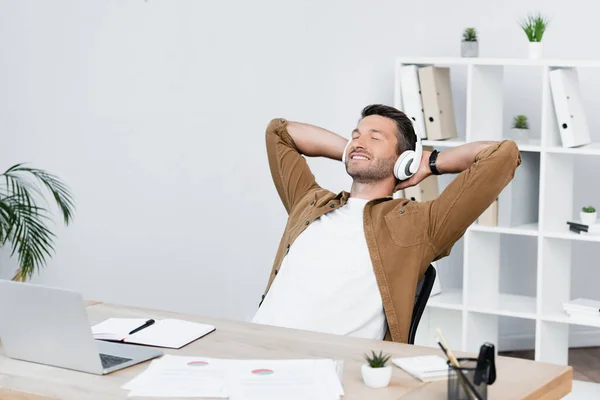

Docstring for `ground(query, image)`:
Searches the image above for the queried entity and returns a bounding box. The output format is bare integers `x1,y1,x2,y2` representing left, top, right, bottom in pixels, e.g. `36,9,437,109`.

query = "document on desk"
225,359,344,400
123,355,228,398
122,356,343,399
92,318,215,349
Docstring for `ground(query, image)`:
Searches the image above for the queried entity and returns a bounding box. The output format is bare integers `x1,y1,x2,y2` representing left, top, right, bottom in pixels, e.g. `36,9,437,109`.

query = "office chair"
408,264,437,345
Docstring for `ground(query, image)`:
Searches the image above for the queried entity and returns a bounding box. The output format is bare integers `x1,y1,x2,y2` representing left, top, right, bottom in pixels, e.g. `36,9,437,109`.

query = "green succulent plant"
462,28,478,42
364,350,391,368
512,115,529,130
583,206,596,213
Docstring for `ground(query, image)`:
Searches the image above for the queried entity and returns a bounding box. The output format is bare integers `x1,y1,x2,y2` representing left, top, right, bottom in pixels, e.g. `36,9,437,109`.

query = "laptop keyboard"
99,353,132,369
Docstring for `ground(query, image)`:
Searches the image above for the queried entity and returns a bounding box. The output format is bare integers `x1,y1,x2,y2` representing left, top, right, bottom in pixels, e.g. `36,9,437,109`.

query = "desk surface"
0,302,572,399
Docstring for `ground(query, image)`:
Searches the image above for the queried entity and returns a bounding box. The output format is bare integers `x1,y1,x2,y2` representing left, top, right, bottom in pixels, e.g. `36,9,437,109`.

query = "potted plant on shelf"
511,114,530,142
581,206,597,225
0,164,74,281
361,350,392,389
519,13,549,59
461,28,478,57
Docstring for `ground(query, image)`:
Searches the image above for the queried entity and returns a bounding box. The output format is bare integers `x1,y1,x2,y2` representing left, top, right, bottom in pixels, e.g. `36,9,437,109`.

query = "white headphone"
342,135,422,181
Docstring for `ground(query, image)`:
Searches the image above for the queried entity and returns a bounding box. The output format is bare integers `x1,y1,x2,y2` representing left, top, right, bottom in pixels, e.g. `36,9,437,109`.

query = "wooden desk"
0,302,572,399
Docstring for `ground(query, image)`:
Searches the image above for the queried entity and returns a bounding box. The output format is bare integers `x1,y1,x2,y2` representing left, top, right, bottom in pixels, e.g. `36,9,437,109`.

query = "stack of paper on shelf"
122,355,344,400
392,355,449,382
563,298,600,324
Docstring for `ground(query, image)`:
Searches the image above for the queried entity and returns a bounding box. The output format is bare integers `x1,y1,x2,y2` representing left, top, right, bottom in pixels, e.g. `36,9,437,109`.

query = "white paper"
123,355,228,398
92,318,148,341
122,356,342,399
393,355,449,381
225,359,342,400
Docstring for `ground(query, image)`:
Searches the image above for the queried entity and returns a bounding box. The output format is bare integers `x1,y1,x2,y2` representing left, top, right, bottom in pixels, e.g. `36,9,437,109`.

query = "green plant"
364,350,391,368
583,206,596,213
462,28,478,42
519,13,550,42
512,115,529,129
0,164,75,281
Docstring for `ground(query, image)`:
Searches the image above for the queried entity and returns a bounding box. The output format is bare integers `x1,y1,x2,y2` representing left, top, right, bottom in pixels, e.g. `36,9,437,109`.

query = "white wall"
1,0,600,348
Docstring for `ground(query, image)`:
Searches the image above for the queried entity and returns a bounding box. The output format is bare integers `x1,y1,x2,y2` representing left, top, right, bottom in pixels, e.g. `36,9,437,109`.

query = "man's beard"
346,156,396,183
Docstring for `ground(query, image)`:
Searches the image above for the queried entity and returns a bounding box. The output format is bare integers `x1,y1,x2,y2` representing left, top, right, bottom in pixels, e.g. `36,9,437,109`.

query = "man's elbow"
266,118,286,139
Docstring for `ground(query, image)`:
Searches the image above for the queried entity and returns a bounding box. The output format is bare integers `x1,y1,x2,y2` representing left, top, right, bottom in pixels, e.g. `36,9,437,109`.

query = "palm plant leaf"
0,164,75,281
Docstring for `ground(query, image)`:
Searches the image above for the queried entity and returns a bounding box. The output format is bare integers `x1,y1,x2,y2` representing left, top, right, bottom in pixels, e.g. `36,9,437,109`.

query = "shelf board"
513,138,541,152
422,139,465,148
542,312,600,328
543,227,600,243
427,289,463,310
469,222,539,236
545,143,600,155
467,294,537,319
397,57,600,68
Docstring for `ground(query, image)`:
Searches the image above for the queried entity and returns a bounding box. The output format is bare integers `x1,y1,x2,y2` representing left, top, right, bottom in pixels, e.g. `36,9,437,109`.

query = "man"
252,104,521,343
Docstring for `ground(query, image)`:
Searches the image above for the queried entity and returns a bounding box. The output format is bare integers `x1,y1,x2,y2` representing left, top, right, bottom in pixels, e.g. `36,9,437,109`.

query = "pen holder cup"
447,358,489,400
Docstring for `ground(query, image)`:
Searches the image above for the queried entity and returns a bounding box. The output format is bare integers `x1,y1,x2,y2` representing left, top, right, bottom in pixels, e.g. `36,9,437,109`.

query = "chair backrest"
408,264,437,344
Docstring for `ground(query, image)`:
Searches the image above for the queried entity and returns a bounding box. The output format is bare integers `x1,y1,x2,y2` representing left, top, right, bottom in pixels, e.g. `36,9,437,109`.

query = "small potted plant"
519,13,549,59
511,114,530,142
361,350,392,389
581,206,597,225
461,28,478,57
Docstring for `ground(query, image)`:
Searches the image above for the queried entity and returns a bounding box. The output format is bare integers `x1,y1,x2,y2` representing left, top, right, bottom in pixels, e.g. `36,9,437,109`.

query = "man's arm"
404,140,522,259
266,118,348,214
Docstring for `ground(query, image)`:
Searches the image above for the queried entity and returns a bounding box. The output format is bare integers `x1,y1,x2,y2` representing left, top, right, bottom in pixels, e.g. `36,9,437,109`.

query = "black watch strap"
429,150,441,175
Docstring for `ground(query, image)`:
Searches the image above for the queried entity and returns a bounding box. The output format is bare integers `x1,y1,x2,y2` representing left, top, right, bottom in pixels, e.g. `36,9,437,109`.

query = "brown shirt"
261,118,522,343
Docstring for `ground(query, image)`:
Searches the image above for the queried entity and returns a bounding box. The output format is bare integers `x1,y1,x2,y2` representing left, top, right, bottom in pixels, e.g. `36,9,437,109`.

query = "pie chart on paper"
187,361,209,367
251,368,274,375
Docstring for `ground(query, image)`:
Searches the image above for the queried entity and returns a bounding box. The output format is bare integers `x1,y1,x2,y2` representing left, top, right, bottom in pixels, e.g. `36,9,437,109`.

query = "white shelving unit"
395,57,600,396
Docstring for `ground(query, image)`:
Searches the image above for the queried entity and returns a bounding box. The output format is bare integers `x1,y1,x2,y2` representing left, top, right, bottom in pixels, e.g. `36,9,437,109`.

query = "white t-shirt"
252,198,386,340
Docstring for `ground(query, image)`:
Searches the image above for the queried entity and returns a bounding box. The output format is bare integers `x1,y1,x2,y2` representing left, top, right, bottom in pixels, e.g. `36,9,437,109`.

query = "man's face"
345,115,399,183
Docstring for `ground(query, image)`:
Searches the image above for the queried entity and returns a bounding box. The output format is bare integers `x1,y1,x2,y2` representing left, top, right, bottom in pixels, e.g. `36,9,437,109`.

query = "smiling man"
252,104,521,343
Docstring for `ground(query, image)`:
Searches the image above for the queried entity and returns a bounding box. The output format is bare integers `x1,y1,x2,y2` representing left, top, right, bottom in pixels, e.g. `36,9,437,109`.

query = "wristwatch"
429,150,441,175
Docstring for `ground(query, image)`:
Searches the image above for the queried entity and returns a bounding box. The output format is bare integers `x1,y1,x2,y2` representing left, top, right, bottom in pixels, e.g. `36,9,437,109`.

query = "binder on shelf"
549,68,591,148
403,175,439,202
418,66,457,141
399,65,427,139
477,199,498,227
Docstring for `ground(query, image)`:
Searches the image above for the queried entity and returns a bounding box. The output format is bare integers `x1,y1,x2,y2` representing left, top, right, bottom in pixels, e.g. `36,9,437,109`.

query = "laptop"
0,280,163,375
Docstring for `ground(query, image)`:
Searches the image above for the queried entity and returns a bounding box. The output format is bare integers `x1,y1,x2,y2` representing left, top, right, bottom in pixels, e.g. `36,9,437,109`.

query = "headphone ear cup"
394,151,415,181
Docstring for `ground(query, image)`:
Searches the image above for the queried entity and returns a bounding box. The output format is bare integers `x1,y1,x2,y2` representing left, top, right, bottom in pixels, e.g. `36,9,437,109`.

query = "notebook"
392,355,449,382
92,318,215,349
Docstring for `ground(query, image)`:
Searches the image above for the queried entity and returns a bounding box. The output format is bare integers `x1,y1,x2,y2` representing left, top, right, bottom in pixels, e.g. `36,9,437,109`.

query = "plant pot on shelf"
529,42,543,59
361,364,392,388
461,41,479,57
511,128,529,143
581,211,597,225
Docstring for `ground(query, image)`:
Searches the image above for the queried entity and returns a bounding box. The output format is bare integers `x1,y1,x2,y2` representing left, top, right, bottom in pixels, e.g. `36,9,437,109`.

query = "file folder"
418,66,457,140
399,65,427,139
549,68,591,148
404,175,439,202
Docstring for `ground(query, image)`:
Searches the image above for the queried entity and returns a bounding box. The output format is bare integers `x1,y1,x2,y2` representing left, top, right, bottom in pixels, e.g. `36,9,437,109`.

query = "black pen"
129,319,155,335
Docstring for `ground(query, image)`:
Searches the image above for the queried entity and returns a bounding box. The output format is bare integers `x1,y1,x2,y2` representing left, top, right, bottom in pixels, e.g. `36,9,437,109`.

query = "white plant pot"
529,42,543,59
510,128,529,143
581,211,597,225
361,364,392,388
461,41,479,58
